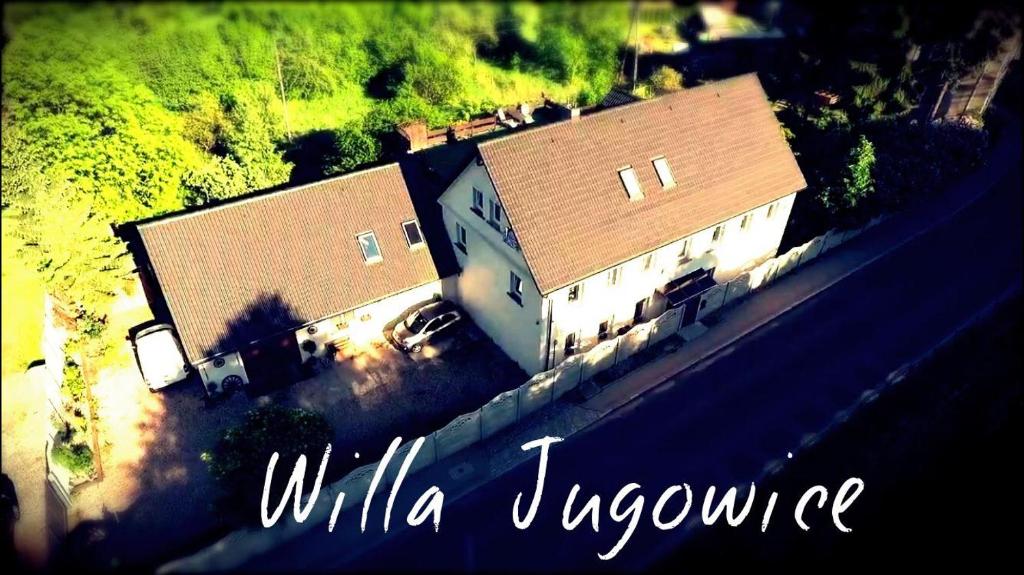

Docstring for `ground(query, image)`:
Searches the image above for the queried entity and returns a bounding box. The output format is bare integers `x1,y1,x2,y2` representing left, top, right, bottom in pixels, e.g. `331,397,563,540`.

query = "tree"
182,156,249,206
13,172,133,330
1,125,45,211
818,135,876,221
219,83,293,191
324,127,381,176
202,405,332,522
647,65,684,93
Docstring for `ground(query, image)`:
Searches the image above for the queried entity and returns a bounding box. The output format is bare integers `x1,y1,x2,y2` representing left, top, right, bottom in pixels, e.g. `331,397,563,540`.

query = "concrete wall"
439,163,545,374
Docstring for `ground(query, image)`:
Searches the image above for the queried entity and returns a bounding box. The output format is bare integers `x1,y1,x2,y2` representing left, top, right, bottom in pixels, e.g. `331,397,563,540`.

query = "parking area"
284,321,525,461
68,307,525,567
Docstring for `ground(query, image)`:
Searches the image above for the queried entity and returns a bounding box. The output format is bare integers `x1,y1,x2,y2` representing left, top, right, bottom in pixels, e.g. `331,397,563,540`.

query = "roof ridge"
477,73,761,152
135,162,403,230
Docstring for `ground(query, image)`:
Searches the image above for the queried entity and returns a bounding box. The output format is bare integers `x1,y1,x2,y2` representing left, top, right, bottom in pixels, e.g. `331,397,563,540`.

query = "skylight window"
618,166,644,201
357,231,382,263
652,157,675,189
402,220,424,248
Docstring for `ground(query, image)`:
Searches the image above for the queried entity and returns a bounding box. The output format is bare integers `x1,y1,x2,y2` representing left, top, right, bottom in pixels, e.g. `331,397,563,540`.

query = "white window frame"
357,231,383,263
472,188,485,214
652,156,675,189
767,202,778,219
455,221,468,252
607,265,623,286
402,219,424,249
740,213,753,231
618,166,644,201
712,225,725,244
642,253,655,271
679,238,692,262
509,270,524,304
567,283,582,302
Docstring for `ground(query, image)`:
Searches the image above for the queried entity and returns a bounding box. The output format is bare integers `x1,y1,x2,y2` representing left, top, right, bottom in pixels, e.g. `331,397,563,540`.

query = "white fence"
159,217,885,572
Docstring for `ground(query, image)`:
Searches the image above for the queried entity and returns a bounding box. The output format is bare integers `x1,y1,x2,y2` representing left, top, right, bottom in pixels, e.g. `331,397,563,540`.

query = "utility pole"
631,0,640,92
274,41,293,142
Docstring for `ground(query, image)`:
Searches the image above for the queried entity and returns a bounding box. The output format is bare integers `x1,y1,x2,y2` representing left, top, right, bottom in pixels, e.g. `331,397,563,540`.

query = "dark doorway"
242,334,302,391
680,295,701,327
564,332,577,357
633,299,646,324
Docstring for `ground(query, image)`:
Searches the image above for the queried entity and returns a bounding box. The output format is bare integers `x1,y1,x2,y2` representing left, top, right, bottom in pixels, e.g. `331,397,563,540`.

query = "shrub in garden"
202,405,332,522
51,441,95,479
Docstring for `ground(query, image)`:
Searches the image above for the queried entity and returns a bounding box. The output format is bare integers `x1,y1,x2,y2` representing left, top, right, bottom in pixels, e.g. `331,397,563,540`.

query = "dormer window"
357,231,382,263
652,156,675,189
402,220,424,248
618,167,644,201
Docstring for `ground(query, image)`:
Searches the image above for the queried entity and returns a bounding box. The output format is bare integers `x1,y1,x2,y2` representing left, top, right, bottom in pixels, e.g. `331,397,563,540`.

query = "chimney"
555,102,580,121
397,121,429,153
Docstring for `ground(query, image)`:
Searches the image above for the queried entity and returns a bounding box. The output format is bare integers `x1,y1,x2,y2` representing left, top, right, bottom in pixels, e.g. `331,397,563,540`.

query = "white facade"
294,280,442,362
194,280,442,393
439,161,547,374
440,162,796,375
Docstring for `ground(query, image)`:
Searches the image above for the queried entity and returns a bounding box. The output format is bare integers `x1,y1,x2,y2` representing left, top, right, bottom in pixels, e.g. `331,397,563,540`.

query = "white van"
132,324,190,391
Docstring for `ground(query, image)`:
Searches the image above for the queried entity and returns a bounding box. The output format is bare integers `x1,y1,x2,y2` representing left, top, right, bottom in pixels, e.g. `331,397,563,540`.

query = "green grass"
2,215,45,377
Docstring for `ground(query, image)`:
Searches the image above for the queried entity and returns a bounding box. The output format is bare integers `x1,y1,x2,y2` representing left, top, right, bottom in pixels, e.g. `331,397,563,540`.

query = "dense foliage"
201,405,332,520
1,1,633,351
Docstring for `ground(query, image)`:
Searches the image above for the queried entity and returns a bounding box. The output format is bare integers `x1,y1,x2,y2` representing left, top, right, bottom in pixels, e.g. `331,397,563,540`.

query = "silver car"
391,300,462,353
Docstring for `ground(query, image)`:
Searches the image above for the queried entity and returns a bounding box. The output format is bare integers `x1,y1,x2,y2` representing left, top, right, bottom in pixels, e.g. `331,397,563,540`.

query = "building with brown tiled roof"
438,73,806,374
124,163,443,393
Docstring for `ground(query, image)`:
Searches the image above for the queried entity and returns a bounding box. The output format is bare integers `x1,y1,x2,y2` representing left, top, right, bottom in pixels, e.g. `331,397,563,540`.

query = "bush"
202,405,332,520
324,127,382,176
647,65,684,93
51,441,95,478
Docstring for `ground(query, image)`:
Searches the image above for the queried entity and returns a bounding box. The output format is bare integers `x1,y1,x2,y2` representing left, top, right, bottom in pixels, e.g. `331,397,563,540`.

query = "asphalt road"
269,161,1022,572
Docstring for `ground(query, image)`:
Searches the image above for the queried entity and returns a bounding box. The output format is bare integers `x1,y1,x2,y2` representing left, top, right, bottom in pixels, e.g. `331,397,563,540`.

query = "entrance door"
680,294,701,327
243,334,302,390
633,299,646,324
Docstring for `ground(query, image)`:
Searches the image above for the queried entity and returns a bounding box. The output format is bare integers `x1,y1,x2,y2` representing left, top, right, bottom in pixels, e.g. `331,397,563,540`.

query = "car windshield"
405,311,428,333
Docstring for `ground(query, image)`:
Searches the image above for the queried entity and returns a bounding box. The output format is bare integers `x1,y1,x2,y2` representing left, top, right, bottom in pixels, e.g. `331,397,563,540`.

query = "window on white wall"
488,199,503,230
712,225,725,244
642,253,655,271
402,220,424,248
767,202,779,219
472,188,484,216
357,232,382,263
455,221,468,253
679,238,692,262
567,283,582,302
618,167,644,201
508,270,524,305
607,265,623,286
740,213,753,230
652,156,675,189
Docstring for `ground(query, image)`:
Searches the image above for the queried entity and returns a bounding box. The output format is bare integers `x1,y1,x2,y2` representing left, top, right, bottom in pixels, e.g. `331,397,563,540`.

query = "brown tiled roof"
478,73,807,295
136,164,439,361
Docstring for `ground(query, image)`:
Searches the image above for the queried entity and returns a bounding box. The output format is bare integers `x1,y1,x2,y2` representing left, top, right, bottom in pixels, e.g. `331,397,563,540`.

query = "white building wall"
294,280,442,362
195,281,443,392
439,163,545,374
543,193,796,368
